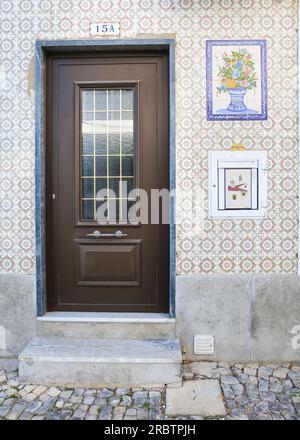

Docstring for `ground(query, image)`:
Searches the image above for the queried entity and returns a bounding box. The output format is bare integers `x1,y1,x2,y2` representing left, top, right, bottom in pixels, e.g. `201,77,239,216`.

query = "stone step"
37,312,176,340
19,337,182,387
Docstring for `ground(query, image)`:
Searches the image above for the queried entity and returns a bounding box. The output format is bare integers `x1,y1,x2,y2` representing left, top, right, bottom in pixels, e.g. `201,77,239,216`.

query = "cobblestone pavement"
0,362,300,420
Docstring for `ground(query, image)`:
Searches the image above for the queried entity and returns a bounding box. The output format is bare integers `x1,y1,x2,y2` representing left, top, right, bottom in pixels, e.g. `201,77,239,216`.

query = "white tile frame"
209,151,267,219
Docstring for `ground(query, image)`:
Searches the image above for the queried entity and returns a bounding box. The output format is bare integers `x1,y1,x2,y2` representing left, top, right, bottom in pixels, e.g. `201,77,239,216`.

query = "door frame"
35,38,176,317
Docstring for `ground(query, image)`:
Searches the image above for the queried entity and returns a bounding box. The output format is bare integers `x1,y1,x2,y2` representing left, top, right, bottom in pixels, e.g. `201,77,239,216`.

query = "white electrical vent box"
194,335,214,355
209,151,267,218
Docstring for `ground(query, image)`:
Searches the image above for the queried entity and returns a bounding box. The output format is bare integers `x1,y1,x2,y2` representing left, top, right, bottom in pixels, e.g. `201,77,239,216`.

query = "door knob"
86,230,127,238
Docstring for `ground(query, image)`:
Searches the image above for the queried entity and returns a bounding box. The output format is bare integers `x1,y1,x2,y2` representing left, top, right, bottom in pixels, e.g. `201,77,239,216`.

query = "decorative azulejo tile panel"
0,0,298,275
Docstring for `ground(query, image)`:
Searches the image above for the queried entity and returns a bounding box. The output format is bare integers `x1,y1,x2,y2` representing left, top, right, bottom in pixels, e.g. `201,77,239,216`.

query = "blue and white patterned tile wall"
0,0,298,275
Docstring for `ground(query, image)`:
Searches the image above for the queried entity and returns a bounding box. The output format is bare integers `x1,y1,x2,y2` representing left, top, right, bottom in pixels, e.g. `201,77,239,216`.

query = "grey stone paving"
0,362,300,420
166,380,226,417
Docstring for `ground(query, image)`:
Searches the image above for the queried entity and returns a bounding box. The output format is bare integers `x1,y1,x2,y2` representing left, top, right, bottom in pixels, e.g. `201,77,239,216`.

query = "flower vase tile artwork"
206,40,267,120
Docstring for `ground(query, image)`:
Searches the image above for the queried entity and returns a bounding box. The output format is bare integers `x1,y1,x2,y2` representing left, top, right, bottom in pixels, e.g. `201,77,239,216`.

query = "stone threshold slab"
37,312,175,323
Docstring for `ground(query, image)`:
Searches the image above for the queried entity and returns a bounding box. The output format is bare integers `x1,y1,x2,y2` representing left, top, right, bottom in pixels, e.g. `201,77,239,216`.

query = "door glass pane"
109,156,121,176
82,156,94,176
122,156,134,176
82,200,94,220
108,134,120,154
95,90,107,110
82,91,94,111
108,90,120,110
81,88,135,222
95,134,107,154
82,178,94,198
95,157,107,176
82,134,94,155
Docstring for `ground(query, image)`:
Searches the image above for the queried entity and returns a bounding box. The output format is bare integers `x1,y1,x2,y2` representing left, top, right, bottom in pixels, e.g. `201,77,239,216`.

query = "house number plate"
90,22,120,37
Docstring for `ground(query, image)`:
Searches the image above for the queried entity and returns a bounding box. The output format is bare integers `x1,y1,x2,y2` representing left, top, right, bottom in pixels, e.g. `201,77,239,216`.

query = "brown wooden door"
46,52,169,312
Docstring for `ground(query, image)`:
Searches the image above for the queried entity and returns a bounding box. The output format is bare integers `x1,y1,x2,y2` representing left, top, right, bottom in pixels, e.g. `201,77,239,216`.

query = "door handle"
86,230,128,238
